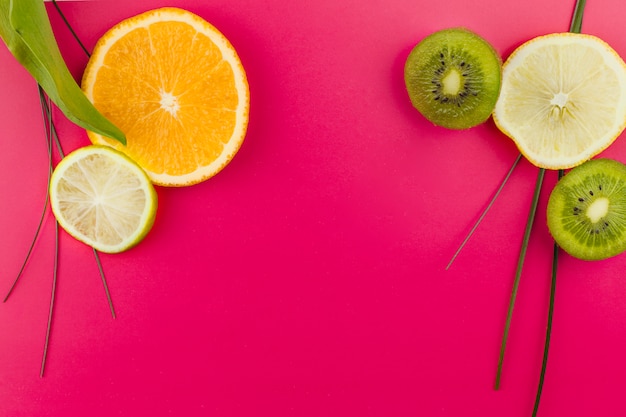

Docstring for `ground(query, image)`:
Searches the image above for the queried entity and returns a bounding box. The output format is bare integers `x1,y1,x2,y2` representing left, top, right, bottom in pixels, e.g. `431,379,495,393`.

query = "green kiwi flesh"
547,158,626,261
404,28,502,130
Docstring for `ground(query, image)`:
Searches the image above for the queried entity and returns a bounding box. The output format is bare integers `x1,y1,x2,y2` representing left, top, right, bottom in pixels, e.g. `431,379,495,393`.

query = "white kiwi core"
586,197,609,223
442,69,462,95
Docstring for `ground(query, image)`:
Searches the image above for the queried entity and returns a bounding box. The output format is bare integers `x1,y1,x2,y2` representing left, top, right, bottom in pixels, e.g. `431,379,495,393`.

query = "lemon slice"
493,33,626,169
50,146,157,254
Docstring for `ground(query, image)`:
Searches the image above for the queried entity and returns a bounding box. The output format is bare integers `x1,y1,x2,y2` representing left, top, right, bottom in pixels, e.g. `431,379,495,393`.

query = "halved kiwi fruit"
404,28,502,129
547,158,626,261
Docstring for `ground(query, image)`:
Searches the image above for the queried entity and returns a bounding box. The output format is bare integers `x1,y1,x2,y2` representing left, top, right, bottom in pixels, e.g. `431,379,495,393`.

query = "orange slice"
82,7,250,186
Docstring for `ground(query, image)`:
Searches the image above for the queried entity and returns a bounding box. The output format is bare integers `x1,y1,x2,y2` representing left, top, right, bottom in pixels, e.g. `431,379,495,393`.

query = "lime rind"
50,145,157,254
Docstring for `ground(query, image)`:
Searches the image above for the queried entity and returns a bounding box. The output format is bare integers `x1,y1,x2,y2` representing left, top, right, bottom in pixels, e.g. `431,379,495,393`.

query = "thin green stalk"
447,154,522,270
38,90,115,377
2,201,48,301
4,2,119,376
531,242,558,416
495,168,545,390
495,0,586,393
49,0,116,320
39,89,57,378
41,93,117,319
46,0,119,320
93,249,116,319
569,0,586,33
41,218,59,378
528,0,586,408
2,87,54,302
50,0,91,57
532,171,563,417
39,92,65,158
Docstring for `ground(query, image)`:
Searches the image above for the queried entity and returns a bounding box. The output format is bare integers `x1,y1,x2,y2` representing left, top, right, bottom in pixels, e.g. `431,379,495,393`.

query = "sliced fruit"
493,33,626,169
50,146,157,254
404,27,502,130
547,158,626,260
82,7,250,186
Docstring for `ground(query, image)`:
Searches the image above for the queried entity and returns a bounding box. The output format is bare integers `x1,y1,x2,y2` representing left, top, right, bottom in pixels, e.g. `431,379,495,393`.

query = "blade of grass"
93,249,116,319
447,154,522,270
4,2,119,375
40,217,59,378
42,93,117,320
529,0,585,408
38,87,116,376
39,89,58,378
50,0,90,57
570,0,586,33
49,0,116,320
2,87,54,302
494,0,586,392
33,89,58,378
38,89,65,159
531,242,558,416
495,168,545,390
532,170,563,417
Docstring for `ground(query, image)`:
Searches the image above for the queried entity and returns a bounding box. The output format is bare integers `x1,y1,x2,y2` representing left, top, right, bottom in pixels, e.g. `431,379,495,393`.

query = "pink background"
2,0,626,416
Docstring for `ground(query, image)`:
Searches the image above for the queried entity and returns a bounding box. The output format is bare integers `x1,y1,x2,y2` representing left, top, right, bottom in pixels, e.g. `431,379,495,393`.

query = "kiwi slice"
547,158,626,261
404,28,501,130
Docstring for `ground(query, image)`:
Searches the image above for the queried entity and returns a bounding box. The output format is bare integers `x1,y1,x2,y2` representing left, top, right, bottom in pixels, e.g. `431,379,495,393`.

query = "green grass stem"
2,87,54,302
495,0,586,394
495,168,545,390
446,154,522,270
569,0,586,33
40,218,59,378
532,170,563,417
528,0,586,409
50,0,91,57
49,2,116,320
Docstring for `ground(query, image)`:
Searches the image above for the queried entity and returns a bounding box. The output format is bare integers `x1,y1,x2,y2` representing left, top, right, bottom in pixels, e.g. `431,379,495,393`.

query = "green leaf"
0,0,126,144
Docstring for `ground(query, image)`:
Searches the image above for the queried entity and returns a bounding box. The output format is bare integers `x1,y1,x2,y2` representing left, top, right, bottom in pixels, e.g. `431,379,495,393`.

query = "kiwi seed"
547,158,626,261
404,28,502,130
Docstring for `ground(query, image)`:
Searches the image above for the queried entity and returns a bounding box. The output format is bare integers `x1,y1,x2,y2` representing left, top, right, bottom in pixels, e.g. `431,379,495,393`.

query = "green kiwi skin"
404,27,502,130
547,158,626,261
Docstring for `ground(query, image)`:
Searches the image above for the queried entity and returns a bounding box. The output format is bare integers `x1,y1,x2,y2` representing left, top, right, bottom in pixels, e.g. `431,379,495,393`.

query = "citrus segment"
493,33,626,169
50,146,157,254
82,8,249,186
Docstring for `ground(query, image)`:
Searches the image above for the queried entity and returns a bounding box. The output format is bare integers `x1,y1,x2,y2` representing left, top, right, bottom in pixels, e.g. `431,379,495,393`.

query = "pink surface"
2,0,626,416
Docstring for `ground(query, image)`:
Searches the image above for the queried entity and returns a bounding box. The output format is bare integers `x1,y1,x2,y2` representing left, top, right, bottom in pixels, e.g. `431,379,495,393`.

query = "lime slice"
50,145,157,253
